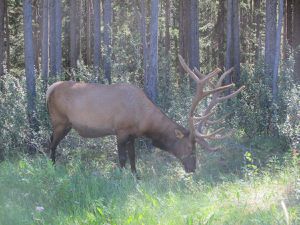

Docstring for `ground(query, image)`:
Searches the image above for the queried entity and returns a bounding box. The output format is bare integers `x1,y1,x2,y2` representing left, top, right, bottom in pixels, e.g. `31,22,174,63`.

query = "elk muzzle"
181,153,196,173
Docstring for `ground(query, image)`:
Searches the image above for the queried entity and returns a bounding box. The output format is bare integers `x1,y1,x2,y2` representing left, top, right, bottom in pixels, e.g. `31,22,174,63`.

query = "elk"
46,56,244,174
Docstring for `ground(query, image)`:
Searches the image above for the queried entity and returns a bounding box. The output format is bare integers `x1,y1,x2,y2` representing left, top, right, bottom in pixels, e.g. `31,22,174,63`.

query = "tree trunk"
146,0,159,103
103,0,112,84
70,0,80,69
273,0,284,101
49,0,56,76
55,0,62,75
63,0,70,71
233,0,240,83
86,0,91,66
41,0,49,91
254,0,261,61
93,0,101,81
189,0,200,70
4,0,9,73
33,0,40,74
23,0,38,153
215,0,225,69
286,0,293,46
140,0,148,86
265,0,277,80
179,0,190,76
0,0,4,77
294,0,300,81
225,0,233,84
165,0,170,55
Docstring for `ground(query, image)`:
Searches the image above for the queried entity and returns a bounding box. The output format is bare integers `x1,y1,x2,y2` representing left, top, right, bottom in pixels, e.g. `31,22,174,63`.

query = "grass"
0,150,299,225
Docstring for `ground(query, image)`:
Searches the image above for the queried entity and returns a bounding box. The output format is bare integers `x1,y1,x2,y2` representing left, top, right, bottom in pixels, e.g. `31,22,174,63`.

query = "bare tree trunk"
33,0,40,74
179,0,190,77
146,0,159,103
225,0,233,84
4,0,9,73
254,0,261,61
86,0,91,66
55,0,62,75
41,0,49,91
70,0,79,69
140,0,148,86
165,0,170,55
286,0,293,47
233,0,240,83
0,0,4,77
215,0,225,69
49,0,56,76
103,0,112,84
294,0,300,81
93,0,101,81
189,0,200,70
265,0,277,80
23,0,38,153
273,0,284,101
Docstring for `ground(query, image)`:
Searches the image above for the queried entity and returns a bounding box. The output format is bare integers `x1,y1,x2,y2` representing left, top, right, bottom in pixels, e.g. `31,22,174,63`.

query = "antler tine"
216,67,235,87
195,127,225,139
178,55,200,83
218,86,245,102
206,113,230,125
196,138,221,151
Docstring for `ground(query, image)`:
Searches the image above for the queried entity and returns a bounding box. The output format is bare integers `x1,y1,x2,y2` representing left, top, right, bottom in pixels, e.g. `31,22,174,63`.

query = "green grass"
0,153,299,225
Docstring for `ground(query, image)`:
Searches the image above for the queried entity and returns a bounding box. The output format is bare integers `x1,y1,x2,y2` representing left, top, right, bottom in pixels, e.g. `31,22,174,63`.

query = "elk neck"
144,109,188,153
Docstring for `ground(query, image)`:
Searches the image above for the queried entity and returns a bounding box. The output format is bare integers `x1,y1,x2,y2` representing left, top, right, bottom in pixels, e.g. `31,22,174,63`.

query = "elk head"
178,55,245,172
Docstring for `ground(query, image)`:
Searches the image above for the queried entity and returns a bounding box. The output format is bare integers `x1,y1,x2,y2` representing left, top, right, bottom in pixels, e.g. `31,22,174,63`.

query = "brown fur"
47,81,196,173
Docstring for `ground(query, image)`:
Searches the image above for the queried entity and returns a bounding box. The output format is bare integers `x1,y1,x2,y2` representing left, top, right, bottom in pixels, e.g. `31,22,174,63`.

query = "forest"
0,0,300,224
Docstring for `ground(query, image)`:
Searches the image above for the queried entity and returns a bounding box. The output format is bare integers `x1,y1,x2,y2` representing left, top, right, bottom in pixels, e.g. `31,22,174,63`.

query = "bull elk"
46,55,244,173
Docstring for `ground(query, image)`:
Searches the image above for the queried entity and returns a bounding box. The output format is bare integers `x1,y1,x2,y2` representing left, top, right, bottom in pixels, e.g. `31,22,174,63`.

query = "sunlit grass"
0,153,299,225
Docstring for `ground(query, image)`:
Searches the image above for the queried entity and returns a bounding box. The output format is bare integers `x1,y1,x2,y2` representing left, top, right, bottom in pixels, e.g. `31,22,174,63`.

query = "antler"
178,55,245,152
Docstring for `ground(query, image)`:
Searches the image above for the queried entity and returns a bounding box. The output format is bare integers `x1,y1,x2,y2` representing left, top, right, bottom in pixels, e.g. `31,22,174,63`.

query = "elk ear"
175,129,185,139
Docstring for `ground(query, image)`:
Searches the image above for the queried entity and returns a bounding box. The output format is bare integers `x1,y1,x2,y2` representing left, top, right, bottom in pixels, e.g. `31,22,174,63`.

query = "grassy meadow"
0,140,299,225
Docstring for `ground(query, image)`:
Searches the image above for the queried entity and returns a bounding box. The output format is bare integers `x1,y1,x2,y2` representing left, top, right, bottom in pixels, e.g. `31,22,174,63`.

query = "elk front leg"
117,136,128,168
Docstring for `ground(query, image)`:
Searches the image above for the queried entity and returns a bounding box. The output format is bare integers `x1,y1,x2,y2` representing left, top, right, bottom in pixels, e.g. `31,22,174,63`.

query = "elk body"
47,56,244,174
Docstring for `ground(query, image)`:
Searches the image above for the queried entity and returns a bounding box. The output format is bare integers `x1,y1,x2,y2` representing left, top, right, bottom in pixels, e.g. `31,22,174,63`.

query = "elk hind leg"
126,138,136,174
50,124,71,164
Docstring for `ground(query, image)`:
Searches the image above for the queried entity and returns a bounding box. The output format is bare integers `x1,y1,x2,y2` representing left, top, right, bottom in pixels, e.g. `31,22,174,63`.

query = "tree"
146,0,159,102
140,0,148,86
0,0,4,77
294,0,300,81
265,0,277,80
165,0,171,55
254,0,262,61
23,0,38,153
225,0,240,84
189,0,200,71
93,0,101,81
233,0,240,83
85,0,92,66
55,0,62,75
70,0,80,69
103,0,112,84
49,0,56,76
272,0,284,101
32,0,40,74
41,0,49,91
215,0,226,69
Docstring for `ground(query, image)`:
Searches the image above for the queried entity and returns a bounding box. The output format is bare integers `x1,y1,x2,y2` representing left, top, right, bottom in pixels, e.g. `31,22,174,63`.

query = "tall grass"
0,152,299,225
